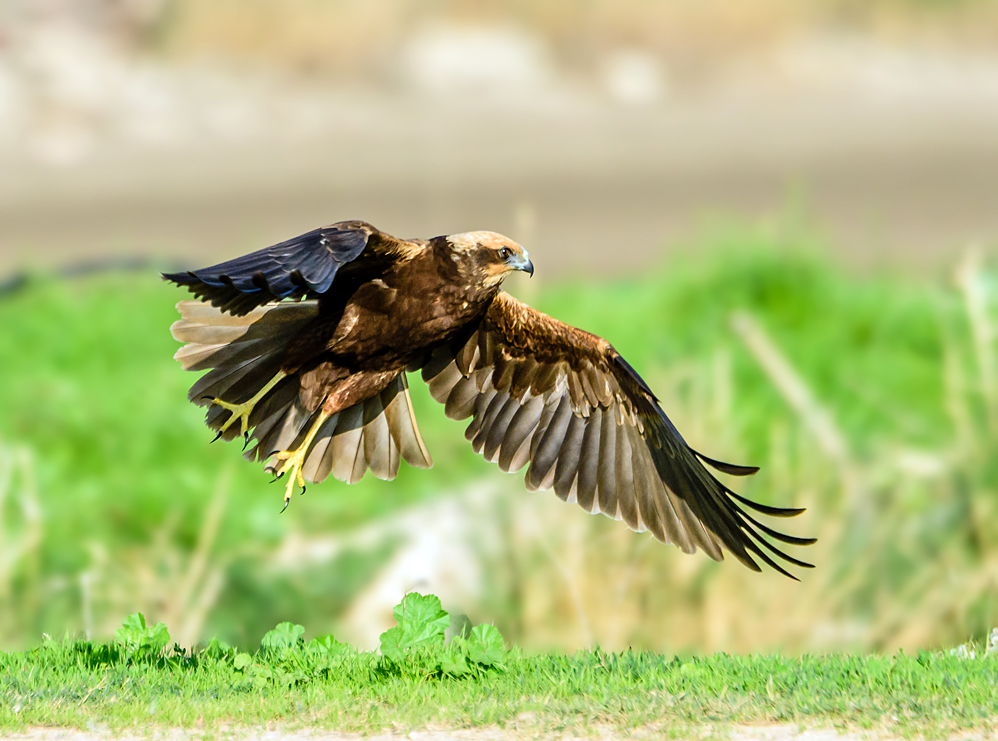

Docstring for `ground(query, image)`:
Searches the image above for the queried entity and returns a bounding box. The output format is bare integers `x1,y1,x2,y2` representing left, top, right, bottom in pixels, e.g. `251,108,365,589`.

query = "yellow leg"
269,409,331,512
207,370,288,444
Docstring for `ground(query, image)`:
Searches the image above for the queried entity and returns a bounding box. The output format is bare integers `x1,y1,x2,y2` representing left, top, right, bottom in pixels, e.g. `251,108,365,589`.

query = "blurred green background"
2,0,998,654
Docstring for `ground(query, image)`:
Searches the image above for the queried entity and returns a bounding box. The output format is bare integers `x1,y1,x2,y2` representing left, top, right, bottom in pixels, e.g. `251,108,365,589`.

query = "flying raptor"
165,221,814,578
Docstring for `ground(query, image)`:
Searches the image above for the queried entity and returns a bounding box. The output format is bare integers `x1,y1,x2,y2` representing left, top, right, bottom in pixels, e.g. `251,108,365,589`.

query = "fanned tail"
171,299,431,484
261,374,432,485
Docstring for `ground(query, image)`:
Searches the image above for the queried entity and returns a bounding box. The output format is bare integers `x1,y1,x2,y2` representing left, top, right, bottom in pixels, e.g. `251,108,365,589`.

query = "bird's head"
444,231,534,288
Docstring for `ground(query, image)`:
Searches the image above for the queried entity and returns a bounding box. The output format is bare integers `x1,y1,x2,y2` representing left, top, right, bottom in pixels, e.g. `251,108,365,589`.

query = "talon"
281,497,290,514
300,485,306,496
242,432,250,451
265,409,330,510
201,395,216,401
211,430,223,443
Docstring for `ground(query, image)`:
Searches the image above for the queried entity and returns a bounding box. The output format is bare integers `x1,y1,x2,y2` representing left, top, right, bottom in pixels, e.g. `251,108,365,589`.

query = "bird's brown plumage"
165,220,814,577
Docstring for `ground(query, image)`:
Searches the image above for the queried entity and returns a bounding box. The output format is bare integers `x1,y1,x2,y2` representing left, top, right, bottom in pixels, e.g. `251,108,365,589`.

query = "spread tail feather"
260,373,432,484
171,299,431,484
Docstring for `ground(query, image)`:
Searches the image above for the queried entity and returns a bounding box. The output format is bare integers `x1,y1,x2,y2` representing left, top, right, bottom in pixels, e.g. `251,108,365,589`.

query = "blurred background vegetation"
2,0,998,654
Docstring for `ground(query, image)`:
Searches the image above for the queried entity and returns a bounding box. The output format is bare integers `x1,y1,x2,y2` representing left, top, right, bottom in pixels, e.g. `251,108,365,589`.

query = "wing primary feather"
691,448,760,476
732,511,817,567
737,537,798,580
724,486,806,517
729,503,818,546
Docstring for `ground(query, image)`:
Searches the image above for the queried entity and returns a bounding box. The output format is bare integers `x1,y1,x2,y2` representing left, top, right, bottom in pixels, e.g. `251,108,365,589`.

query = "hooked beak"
509,253,534,278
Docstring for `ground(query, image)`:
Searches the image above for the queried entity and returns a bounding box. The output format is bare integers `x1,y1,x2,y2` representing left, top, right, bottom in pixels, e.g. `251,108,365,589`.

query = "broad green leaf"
392,592,448,632
203,638,233,659
144,622,171,652
380,593,451,658
307,634,345,658
261,622,305,651
441,649,471,676
379,626,405,661
393,592,450,649
467,624,505,666
115,613,148,647
233,653,253,670
115,612,170,654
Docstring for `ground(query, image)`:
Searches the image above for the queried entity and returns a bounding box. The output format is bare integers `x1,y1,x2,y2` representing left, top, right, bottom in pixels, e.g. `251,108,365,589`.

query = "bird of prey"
165,221,814,578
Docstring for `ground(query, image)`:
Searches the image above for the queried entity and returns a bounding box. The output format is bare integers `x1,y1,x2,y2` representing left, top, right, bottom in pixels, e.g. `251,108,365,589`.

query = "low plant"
2,593,997,736
377,592,506,678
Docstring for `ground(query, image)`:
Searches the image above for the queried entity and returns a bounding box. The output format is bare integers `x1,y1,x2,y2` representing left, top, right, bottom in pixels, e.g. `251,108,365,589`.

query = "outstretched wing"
418,292,815,578
163,220,421,315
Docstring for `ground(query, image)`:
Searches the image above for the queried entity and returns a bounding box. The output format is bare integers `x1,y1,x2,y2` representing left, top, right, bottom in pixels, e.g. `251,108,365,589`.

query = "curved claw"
210,430,223,443
300,485,306,496
242,431,251,451
280,497,290,514
201,395,216,401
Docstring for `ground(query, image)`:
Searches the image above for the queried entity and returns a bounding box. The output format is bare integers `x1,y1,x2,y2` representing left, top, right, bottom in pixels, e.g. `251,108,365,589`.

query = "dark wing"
162,220,420,315
418,291,815,578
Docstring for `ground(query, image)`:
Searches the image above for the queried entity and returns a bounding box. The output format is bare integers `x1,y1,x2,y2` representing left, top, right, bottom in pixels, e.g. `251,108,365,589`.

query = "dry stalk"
0,441,42,644
955,249,998,435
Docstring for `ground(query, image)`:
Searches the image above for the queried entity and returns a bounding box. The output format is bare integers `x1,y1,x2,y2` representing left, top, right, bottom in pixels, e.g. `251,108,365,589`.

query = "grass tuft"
2,596,997,736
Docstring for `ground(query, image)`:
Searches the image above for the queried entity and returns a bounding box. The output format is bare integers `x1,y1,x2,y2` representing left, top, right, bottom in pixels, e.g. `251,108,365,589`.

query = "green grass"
1,224,995,656
3,596,998,737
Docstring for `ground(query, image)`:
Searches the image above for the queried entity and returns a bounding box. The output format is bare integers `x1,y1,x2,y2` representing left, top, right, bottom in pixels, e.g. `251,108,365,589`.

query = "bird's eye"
498,247,512,260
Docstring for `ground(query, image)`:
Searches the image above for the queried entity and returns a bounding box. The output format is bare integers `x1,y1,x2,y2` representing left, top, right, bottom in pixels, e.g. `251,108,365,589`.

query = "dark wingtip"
726,487,806,518
693,449,760,477
162,270,196,286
